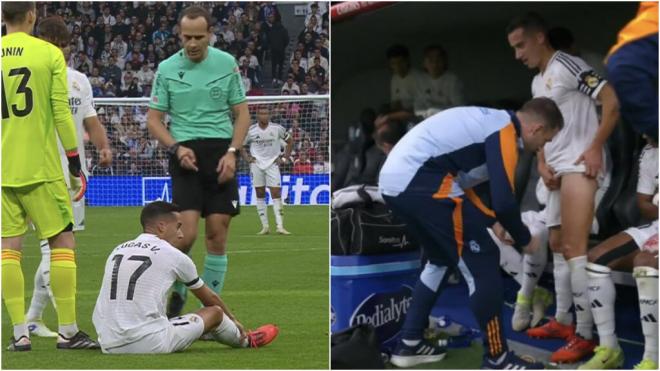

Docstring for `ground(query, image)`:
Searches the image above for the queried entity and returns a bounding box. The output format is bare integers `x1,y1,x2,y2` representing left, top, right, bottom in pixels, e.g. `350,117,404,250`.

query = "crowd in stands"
34,1,328,97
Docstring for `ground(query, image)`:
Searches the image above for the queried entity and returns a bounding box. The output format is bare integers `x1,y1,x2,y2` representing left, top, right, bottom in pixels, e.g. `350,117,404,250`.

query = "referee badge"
210,86,223,100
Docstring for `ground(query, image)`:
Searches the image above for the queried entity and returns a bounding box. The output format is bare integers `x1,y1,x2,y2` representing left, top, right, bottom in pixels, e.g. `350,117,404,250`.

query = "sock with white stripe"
568,255,593,339
586,262,618,349
634,266,659,363
520,234,547,299
492,228,523,286
272,198,284,228
553,253,573,325
256,198,269,228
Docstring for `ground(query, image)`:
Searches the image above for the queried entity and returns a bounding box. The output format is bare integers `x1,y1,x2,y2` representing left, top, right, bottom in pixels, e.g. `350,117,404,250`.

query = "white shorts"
103,314,205,354
545,180,607,230
250,163,281,188
624,220,659,249
72,198,85,232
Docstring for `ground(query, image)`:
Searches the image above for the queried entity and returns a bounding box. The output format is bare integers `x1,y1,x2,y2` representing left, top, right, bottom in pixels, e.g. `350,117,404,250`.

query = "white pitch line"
19,247,327,259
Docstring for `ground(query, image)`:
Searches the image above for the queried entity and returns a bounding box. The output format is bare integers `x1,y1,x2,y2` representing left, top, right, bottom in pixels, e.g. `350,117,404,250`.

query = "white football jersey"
413,71,465,118
58,68,97,178
391,69,423,110
244,122,289,170
532,51,606,174
93,233,204,349
638,144,658,196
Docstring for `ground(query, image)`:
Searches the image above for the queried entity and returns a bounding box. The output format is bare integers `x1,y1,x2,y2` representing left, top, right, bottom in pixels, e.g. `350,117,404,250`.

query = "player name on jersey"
2,47,24,57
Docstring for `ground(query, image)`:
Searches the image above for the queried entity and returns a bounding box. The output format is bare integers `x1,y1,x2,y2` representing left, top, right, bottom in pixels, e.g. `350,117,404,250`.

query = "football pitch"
2,206,329,369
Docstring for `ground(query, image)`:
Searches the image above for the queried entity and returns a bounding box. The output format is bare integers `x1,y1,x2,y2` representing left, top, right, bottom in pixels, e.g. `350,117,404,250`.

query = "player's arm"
217,63,249,182
536,146,560,190
637,193,658,221
81,77,112,167
636,146,659,221
190,285,240,324
484,124,532,251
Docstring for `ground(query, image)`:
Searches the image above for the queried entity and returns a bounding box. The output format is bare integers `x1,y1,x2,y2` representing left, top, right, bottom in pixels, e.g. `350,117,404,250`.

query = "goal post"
87,95,329,206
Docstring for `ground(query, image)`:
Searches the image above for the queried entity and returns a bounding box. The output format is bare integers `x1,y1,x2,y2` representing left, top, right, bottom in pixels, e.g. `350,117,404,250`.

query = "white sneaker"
276,227,291,235
27,321,58,337
257,227,270,235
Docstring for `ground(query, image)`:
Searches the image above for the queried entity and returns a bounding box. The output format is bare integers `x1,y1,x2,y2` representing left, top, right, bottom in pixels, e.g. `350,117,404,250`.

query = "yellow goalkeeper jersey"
2,32,78,187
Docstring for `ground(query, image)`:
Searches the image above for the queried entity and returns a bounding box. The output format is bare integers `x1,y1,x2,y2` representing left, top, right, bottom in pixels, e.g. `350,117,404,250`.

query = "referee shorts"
169,139,240,217
2,180,74,240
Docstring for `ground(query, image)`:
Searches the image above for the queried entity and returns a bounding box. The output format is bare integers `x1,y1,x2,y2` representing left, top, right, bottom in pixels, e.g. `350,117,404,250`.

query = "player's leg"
204,214,231,296
267,164,289,234
25,239,57,337
1,187,31,350
552,173,598,363
167,210,201,317
252,163,269,234
632,243,658,369
384,194,451,367
24,180,98,348
528,190,575,340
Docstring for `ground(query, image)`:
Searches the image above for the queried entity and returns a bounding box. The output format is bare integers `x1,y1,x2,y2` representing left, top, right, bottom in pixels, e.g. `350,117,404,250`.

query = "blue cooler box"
331,251,421,352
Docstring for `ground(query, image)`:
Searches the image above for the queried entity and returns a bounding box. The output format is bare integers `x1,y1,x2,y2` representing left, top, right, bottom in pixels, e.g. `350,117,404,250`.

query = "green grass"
2,206,329,369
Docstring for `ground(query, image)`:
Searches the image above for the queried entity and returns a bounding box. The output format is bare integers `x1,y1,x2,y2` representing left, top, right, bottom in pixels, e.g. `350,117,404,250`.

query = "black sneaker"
7,335,31,351
167,291,186,318
482,351,545,369
56,331,100,349
390,338,447,368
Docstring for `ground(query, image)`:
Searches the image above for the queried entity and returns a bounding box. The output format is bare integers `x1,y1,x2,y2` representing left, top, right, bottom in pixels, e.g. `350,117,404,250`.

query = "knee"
549,235,563,253
633,252,657,268
255,188,266,198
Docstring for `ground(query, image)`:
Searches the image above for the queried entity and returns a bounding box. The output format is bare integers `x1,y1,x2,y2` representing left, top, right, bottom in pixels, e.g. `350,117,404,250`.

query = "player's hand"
574,144,602,179
67,150,88,202
278,156,288,165
98,148,113,167
492,222,514,245
522,235,540,255
217,152,237,184
177,145,198,172
538,161,560,190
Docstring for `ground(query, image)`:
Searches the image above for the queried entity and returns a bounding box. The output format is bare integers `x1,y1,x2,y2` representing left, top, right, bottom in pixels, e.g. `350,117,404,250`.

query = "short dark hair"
2,2,35,25
37,16,70,46
178,5,211,29
376,121,407,147
547,27,574,52
386,44,409,60
140,201,180,229
506,12,548,36
520,97,564,131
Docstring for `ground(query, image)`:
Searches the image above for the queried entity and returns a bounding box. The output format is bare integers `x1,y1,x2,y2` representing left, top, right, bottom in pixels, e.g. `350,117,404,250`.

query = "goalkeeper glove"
66,150,87,202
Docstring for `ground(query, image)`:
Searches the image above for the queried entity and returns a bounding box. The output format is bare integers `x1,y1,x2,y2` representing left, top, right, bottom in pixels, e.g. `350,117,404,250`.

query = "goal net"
86,95,329,206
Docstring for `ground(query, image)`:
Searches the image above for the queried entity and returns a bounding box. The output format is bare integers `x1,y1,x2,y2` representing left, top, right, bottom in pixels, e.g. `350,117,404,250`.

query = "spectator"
136,63,154,90
126,77,143,97
239,47,260,86
121,64,136,92
281,74,300,95
100,42,112,65
413,44,465,118
304,74,319,94
308,57,327,83
102,56,122,86
111,34,128,58
288,59,306,84
313,38,329,59
313,153,330,174
310,48,328,71
74,50,94,72
291,49,308,71
305,3,322,28
101,6,116,26
152,21,171,44
293,152,314,174
219,22,235,43
268,14,289,86
88,67,106,97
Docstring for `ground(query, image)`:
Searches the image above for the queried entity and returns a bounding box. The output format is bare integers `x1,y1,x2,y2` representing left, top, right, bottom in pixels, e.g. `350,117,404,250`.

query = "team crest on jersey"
72,81,81,91
545,78,552,90
210,86,223,100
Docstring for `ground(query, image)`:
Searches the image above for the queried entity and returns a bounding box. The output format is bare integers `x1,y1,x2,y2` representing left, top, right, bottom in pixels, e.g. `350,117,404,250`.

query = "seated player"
578,138,658,369
92,201,279,354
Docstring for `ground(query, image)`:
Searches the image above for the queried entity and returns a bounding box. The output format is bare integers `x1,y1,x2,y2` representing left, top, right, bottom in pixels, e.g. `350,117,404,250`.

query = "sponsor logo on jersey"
72,81,81,91
350,285,413,343
469,240,480,253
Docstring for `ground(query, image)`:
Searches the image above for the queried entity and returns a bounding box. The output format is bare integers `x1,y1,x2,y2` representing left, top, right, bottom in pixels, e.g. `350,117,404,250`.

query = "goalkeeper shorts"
2,180,74,239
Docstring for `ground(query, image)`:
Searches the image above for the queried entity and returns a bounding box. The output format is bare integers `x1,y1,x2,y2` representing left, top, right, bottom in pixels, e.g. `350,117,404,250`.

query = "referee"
147,5,250,317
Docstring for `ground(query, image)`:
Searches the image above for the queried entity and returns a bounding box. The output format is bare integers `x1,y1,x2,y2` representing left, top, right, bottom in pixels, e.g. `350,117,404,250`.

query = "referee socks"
202,253,228,296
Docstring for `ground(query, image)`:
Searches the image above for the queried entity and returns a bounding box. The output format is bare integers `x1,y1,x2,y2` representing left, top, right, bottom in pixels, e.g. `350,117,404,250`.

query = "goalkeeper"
1,2,98,351
147,5,250,317
24,15,113,339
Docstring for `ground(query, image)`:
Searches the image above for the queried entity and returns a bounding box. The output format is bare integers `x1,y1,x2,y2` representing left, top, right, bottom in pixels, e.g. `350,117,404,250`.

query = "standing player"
25,15,113,338
92,201,278,353
1,2,98,350
507,13,620,363
147,5,250,317
578,138,658,369
242,105,293,235
379,98,562,369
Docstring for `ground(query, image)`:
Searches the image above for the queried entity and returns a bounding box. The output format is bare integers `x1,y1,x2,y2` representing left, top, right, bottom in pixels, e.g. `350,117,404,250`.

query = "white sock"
568,255,593,339
491,228,524,286
586,262,618,349
634,266,659,363
520,243,547,299
553,253,573,325
212,315,248,348
26,241,54,322
402,339,421,346
59,324,79,338
272,198,284,228
13,324,28,340
256,198,268,228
